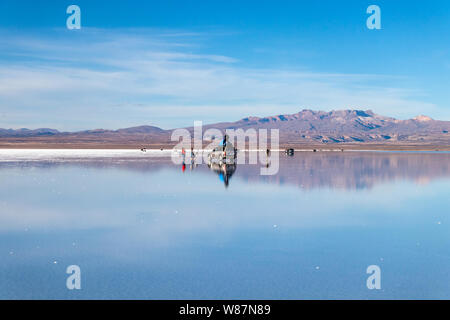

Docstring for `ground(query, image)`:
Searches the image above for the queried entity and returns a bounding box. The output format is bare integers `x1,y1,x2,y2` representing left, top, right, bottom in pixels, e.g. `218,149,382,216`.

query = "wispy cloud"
0,28,446,130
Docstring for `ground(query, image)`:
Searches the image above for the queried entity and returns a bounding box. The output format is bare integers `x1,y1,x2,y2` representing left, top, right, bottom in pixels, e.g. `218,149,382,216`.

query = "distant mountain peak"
413,115,433,122
116,125,165,134
240,109,379,124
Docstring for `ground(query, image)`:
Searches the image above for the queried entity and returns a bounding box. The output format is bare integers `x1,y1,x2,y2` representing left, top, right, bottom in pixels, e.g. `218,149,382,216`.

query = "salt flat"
0,149,173,161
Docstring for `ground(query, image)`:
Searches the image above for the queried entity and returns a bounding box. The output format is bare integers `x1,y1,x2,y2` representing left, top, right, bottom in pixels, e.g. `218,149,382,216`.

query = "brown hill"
1,110,449,149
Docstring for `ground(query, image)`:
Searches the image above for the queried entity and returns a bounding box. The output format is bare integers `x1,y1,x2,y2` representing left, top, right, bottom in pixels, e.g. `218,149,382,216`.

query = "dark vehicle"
285,148,294,156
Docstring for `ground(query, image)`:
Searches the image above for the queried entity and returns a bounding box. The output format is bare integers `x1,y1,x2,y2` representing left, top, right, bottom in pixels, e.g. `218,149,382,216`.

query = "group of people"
181,147,197,172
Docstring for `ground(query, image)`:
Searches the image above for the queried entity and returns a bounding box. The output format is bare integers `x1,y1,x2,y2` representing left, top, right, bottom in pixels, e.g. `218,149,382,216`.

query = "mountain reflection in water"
4,151,449,190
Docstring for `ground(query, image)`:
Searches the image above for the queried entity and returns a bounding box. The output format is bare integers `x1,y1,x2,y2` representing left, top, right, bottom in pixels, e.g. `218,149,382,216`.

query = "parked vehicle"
208,136,237,165
285,148,294,156
208,145,236,165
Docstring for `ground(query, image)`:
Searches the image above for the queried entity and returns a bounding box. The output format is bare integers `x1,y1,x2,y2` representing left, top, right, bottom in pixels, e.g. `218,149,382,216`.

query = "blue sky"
0,0,449,130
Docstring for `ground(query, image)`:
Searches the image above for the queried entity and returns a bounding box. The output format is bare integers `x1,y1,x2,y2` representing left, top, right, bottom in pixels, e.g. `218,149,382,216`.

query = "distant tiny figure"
190,147,197,168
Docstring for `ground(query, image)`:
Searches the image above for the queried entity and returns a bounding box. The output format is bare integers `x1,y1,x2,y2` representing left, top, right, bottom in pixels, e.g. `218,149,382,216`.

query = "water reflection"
1,151,450,299
3,151,449,191
207,162,236,187
238,151,450,190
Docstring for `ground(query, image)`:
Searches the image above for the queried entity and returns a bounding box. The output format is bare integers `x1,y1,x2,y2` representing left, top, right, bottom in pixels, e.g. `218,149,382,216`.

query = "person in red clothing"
181,148,186,172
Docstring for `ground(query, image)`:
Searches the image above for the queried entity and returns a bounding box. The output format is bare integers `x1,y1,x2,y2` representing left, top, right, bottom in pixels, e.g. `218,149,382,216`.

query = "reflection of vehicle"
208,162,236,187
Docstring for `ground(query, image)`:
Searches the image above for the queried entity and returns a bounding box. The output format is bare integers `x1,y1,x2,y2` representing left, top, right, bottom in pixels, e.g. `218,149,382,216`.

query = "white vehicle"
208,138,237,165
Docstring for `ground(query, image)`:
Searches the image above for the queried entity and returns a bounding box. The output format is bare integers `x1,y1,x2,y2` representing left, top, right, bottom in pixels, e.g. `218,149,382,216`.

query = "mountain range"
1,109,449,148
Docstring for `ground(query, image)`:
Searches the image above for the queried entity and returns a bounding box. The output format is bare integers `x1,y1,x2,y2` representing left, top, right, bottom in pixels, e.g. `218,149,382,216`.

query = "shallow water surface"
0,152,450,299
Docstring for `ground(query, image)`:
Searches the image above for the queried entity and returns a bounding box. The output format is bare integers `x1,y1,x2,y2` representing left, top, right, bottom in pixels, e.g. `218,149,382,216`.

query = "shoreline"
0,148,449,162
0,145,448,151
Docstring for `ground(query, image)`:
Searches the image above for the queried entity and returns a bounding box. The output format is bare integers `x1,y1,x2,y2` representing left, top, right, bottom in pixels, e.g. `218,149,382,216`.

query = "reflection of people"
222,164,230,187
212,163,236,188
181,148,187,172
222,164,235,187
